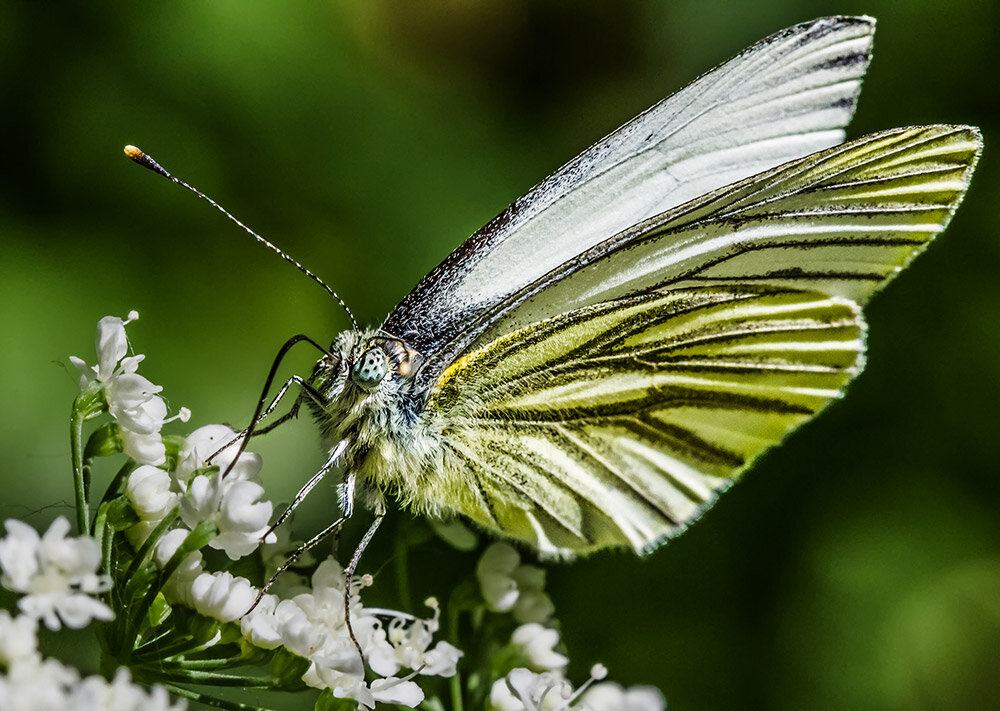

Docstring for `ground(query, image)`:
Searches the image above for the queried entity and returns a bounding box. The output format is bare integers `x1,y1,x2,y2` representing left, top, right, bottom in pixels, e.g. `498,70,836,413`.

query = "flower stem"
71,403,89,535
448,600,464,711
70,380,107,534
162,682,279,711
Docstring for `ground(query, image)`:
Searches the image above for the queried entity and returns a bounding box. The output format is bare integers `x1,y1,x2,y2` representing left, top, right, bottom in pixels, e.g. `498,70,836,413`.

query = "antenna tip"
123,145,166,176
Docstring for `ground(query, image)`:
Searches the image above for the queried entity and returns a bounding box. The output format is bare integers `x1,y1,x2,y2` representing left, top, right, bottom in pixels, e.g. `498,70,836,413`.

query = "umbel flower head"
0,309,669,711
0,609,186,711
0,517,112,630
69,310,190,465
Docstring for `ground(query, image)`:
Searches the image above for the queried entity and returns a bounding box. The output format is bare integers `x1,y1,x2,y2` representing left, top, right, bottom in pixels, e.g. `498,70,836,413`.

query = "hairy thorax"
306,328,447,514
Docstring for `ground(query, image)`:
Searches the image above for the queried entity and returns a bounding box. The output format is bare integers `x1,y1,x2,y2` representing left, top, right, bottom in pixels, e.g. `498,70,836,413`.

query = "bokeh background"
2,2,998,709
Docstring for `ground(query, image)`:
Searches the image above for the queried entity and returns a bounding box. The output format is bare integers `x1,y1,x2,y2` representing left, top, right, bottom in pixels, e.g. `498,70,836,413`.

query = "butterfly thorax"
306,328,446,513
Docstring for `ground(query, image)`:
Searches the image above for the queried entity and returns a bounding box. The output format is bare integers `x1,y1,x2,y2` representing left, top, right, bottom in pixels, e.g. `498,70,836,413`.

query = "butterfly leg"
344,501,386,664
247,471,357,614
260,439,348,541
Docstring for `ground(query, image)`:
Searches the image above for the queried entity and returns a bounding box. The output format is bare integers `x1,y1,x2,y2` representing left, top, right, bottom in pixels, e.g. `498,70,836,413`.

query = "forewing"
385,16,876,363
471,125,981,348
427,287,865,555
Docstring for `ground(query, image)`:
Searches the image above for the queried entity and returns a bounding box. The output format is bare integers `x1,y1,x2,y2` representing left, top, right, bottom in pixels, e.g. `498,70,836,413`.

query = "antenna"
123,145,358,330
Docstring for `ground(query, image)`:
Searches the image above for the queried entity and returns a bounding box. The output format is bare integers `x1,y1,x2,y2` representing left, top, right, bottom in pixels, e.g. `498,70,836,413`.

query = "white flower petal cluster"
190,570,257,622
511,623,568,671
0,518,113,630
0,610,39,668
70,311,190,466
125,424,275,562
477,543,556,624
577,682,667,711
151,529,204,607
240,558,461,709
0,612,185,711
176,425,276,560
490,668,574,711
489,664,663,711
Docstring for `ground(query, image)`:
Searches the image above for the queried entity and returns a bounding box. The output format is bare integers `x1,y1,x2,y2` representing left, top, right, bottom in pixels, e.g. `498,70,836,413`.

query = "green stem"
162,683,279,711
448,601,464,711
156,657,246,670
123,519,216,654
154,669,285,687
70,406,89,535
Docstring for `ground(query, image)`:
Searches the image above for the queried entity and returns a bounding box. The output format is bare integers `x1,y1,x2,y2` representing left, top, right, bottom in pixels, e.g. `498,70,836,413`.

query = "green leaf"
102,496,140,531
315,689,358,711
84,422,124,459
271,647,311,690
73,379,107,420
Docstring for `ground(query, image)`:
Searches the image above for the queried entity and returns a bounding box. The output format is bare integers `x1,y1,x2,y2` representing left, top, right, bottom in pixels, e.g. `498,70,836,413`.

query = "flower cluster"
0,310,670,711
477,541,556,624
69,312,461,708
0,517,112,630
70,311,190,466
241,559,462,708
489,665,664,711
125,423,277,558
0,610,185,711
476,542,664,711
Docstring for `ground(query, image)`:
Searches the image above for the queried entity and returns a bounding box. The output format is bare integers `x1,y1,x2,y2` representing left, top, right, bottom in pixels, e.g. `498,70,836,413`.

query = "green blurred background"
2,1,998,709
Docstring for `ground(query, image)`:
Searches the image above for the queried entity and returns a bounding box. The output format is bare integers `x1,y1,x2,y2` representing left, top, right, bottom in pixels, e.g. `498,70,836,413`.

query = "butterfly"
129,16,981,562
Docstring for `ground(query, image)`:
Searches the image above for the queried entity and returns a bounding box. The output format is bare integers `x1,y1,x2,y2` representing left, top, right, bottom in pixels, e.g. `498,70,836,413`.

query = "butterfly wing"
384,16,877,378
469,125,981,347
426,286,865,555
418,125,981,555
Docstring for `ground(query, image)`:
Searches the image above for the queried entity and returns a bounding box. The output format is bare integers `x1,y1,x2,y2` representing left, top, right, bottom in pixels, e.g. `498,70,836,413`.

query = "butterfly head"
309,329,426,464
316,329,423,399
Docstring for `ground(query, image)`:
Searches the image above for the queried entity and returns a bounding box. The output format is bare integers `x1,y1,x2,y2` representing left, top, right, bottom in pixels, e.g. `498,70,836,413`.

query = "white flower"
577,682,666,711
369,676,424,707
214,479,276,558
236,557,459,709
0,652,186,711
477,542,521,611
490,668,574,711
126,465,178,521
487,665,651,711
477,542,555,623
368,598,463,678
421,640,463,677
189,571,257,622
69,312,139,388
0,656,80,711
69,667,187,711
151,529,205,606
175,424,261,486
0,611,38,667
239,594,284,650
69,311,190,466
511,623,568,671
0,518,113,630
179,474,276,560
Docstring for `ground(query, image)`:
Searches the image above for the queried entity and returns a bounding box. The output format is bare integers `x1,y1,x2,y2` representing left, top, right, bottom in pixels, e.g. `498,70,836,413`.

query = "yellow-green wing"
427,286,864,556
470,125,981,351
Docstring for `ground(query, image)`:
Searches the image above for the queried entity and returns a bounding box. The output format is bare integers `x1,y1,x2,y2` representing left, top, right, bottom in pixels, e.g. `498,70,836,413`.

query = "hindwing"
426,286,865,555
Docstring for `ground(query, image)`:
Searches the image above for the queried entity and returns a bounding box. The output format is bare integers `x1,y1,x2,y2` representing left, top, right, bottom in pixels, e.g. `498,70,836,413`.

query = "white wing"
385,16,876,371
472,125,981,346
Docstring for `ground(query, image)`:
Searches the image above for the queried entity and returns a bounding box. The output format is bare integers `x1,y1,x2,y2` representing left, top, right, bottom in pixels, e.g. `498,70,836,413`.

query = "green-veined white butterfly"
130,16,981,564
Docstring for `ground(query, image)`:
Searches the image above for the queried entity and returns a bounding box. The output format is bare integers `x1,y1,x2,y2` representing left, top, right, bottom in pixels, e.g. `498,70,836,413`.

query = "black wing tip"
799,15,876,33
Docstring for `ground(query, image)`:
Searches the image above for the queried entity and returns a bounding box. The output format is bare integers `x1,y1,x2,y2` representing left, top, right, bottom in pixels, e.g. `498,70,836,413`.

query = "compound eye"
350,347,389,390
